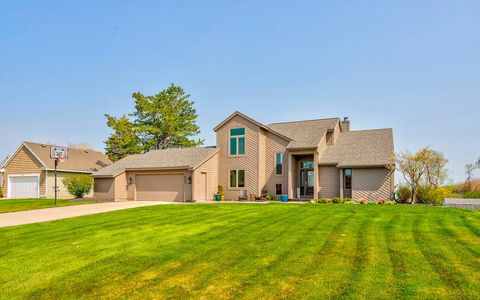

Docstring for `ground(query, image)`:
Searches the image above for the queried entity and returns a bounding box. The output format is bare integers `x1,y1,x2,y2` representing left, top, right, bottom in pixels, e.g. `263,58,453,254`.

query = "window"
276,183,282,195
230,128,245,156
275,152,283,175
344,168,352,189
229,170,245,188
302,161,314,169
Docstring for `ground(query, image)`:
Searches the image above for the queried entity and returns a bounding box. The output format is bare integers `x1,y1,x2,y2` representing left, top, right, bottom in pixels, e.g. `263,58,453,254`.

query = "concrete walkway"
0,201,172,228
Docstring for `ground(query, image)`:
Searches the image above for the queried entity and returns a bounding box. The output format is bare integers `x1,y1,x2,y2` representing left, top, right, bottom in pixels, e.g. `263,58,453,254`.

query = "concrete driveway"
0,201,173,228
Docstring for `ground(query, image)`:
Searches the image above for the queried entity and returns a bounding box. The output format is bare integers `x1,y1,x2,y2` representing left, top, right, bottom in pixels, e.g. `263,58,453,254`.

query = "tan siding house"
1,142,111,199
93,148,218,202
94,111,394,202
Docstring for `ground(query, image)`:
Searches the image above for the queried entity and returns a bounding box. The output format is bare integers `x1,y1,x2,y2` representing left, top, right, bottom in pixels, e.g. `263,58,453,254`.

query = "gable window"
275,152,283,175
230,128,245,156
344,168,352,190
229,170,245,188
276,183,282,195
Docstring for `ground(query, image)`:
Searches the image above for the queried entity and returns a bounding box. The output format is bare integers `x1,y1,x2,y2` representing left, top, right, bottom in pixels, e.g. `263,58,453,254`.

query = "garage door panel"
9,176,39,198
136,174,184,202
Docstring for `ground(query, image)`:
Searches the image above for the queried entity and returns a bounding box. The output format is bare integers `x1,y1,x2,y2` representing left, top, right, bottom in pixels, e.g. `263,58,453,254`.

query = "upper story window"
230,128,245,156
275,152,283,175
344,168,352,189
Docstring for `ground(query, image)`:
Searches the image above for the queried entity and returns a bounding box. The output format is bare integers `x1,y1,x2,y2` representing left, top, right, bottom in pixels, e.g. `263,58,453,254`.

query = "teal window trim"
229,128,246,156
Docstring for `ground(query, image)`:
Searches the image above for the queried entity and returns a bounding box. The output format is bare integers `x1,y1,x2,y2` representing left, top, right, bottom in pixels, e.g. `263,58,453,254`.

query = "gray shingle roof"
267,118,339,149
319,129,394,167
23,141,111,172
93,147,218,177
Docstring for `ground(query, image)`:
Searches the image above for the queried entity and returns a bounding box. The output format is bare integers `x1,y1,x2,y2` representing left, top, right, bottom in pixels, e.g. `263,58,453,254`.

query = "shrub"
343,198,353,204
274,195,280,201
356,198,368,204
310,198,319,204
385,200,396,205
265,194,274,200
62,175,94,198
332,197,342,204
0,186,3,198
415,185,454,204
396,185,412,203
319,198,331,204
464,191,480,199
376,199,386,205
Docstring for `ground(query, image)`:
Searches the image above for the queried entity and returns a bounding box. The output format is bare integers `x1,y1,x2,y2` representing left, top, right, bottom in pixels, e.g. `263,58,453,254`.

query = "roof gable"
20,142,112,173
213,111,291,142
1,143,46,170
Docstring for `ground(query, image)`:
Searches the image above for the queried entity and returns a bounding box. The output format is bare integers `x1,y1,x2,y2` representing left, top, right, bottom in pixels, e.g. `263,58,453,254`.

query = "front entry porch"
288,153,318,199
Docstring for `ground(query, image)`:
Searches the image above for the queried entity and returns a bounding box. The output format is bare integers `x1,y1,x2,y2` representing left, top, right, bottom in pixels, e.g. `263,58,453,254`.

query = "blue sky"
1,1,479,182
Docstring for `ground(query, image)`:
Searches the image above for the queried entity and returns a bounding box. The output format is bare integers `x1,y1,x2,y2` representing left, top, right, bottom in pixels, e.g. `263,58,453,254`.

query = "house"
94,111,394,202
1,142,112,199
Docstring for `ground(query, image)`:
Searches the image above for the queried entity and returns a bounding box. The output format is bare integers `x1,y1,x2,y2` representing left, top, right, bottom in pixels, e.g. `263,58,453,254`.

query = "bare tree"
464,163,476,192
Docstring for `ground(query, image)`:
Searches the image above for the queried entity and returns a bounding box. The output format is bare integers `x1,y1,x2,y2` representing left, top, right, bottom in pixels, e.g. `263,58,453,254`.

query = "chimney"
341,117,350,131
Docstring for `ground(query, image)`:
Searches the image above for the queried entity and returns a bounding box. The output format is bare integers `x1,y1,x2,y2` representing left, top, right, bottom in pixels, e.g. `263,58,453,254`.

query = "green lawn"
0,198,98,213
0,204,479,299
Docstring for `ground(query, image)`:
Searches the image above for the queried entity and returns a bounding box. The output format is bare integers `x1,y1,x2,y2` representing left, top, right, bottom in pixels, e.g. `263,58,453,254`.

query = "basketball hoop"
50,146,68,160
50,146,68,206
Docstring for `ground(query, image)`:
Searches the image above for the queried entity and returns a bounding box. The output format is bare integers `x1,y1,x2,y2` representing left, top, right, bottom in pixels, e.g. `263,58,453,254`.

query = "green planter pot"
214,194,222,201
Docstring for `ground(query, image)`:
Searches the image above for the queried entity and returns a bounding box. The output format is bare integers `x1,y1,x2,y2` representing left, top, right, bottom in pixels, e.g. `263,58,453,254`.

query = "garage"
8,175,39,198
135,174,185,201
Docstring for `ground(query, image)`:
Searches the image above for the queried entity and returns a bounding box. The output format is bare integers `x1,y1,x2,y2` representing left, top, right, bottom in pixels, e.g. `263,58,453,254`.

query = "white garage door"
136,174,185,202
9,175,39,198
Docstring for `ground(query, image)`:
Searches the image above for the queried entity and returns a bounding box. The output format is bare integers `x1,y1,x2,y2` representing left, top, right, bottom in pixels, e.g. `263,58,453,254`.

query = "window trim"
229,128,246,157
275,152,283,175
229,169,245,189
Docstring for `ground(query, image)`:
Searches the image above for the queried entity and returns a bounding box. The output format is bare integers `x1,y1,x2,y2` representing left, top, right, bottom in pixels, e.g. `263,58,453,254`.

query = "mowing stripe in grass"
334,208,377,299
383,210,414,299
412,213,467,299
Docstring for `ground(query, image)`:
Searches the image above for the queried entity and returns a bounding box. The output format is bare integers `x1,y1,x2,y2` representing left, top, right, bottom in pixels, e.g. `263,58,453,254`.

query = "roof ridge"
23,141,103,153
268,117,340,126
345,128,392,133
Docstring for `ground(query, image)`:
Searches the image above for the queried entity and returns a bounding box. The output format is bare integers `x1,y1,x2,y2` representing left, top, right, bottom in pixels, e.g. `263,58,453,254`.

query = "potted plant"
214,185,224,201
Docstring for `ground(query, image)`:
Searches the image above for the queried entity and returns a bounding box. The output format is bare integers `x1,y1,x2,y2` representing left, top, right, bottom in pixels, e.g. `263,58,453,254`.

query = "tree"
104,115,143,161
395,147,448,203
104,84,203,161
131,84,203,150
464,163,476,192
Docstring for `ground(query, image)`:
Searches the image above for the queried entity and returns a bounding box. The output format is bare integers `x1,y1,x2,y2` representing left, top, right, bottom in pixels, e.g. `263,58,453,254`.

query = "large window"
230,128,245,156
229,170,245,188
275,152,283,175
344,168,352,189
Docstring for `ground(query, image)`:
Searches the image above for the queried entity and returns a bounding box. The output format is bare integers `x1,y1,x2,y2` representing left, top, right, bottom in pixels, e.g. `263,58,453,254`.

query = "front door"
300,169,314,197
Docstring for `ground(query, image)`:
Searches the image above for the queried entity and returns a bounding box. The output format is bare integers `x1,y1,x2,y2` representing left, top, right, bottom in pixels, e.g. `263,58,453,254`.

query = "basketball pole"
54,158,58,206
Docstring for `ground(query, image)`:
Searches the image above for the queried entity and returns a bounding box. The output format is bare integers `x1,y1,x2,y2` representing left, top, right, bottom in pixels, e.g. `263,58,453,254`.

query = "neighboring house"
94,111,394,202
1,142,111,199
